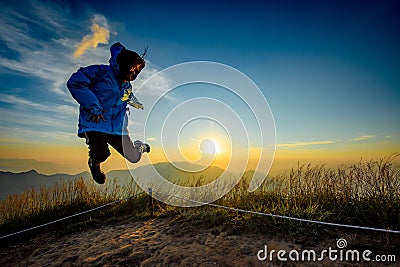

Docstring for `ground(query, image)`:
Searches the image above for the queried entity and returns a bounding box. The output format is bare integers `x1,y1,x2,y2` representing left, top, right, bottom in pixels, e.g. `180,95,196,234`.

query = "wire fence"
153,190,400,234
1,188,399,240
0,191,146,240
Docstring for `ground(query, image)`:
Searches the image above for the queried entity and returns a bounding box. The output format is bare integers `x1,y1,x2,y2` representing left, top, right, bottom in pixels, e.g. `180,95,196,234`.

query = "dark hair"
116,48,145,81
117,48,144,68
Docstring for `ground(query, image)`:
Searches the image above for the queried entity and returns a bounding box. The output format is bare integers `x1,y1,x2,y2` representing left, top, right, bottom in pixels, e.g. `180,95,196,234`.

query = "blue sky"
0,0,399,174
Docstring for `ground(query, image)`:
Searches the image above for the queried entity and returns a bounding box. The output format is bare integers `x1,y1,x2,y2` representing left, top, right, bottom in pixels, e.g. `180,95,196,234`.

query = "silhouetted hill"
135,162,229,184
0,170,90,199
108,162,233,186
0,162,246,199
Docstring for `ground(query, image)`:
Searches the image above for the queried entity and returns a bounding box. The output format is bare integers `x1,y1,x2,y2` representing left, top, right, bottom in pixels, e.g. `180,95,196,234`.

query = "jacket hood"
109,42,126,76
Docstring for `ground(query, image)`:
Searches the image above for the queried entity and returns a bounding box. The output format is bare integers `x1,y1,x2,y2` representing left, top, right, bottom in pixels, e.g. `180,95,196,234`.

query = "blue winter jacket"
67,43,134,137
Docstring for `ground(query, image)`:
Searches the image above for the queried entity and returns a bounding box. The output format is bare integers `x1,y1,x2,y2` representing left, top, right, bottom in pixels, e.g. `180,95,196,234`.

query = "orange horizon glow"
1,137,399,176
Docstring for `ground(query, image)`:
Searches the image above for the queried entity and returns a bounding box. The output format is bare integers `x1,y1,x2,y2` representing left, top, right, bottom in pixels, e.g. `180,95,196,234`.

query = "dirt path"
1,217,398,266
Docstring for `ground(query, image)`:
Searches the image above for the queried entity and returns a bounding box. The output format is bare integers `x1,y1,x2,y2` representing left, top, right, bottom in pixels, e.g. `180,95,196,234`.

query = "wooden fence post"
148,188,154,216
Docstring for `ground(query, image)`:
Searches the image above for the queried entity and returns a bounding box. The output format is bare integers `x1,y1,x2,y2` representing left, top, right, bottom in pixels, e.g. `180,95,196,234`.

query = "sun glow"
200,139,221,155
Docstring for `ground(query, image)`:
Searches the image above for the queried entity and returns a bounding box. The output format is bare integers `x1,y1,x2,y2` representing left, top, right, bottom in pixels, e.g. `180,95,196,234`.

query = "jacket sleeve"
67,66,103,116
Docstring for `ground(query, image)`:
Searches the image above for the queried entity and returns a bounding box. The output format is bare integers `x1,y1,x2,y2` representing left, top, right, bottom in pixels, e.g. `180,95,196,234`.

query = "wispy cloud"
0,0,174,91
0,0,172,146
277,140,334,148
0,2,113,96
353,135,375,141
0,2,170,98
73,15,110,58
0,93,77,115
0,124,77,144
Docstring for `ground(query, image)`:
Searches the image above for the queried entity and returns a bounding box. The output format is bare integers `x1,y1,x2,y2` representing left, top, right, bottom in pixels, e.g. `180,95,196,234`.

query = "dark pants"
84,131,142,165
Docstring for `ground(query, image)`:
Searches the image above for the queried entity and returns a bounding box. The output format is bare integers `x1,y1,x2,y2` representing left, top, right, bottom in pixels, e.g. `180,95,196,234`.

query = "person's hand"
128,100,144,110
90,110,107,123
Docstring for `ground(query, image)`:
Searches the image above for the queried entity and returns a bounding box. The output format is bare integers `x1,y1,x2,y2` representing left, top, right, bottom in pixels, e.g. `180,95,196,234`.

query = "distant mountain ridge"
130,162,230,185
0,158,85,175
0,162,261,199
0,169,91,199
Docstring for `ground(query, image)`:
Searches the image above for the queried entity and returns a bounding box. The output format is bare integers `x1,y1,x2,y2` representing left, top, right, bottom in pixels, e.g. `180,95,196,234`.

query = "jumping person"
67,42,150,184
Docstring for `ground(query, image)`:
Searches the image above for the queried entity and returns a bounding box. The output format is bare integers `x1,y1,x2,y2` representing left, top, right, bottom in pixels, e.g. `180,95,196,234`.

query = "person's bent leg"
109,134,149,164
84,131,110,184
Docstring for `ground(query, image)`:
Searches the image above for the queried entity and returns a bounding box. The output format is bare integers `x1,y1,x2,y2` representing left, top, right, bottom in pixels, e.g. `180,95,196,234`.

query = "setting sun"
200,139,220,155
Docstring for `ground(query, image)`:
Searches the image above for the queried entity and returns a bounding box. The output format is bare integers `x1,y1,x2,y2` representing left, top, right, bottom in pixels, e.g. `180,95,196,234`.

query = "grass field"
1,154,399,242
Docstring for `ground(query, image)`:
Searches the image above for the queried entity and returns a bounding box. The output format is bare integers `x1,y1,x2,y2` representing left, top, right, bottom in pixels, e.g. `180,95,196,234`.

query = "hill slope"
0,170,91,199
0,162,239,199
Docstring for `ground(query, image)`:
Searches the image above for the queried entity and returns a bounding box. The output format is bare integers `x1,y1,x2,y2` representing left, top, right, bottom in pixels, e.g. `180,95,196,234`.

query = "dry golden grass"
1,155,399,239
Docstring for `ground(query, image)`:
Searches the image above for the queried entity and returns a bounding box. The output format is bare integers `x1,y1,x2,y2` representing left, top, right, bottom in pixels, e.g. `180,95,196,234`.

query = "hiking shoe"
134,140,151,153
143,143,150,153
88,159,106,184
